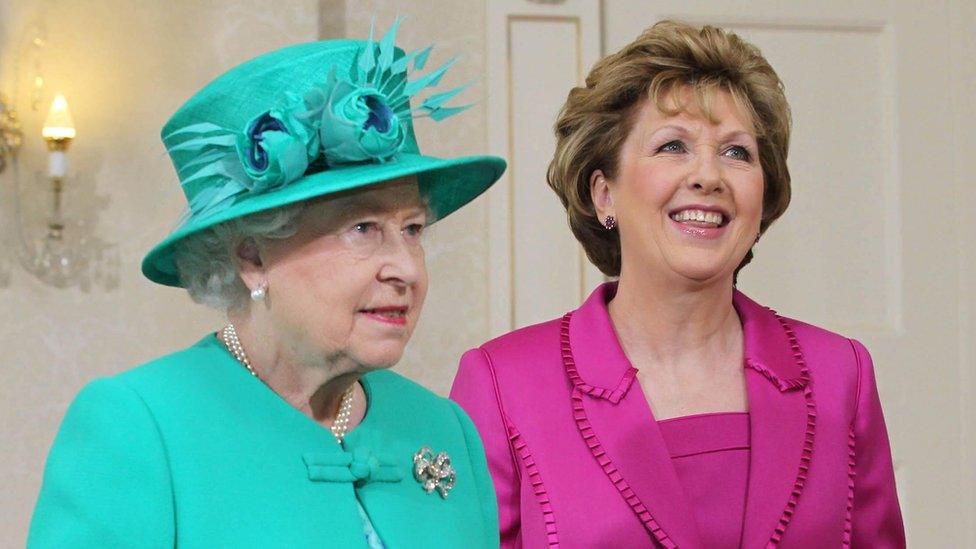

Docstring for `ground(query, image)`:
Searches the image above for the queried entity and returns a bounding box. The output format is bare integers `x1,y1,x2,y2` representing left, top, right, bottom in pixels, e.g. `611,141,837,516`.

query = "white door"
486,0,605,335
490,0,975,545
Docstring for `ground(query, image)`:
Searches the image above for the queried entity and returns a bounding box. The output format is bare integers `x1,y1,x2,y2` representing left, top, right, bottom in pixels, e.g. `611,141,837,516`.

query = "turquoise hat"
142,20,506,287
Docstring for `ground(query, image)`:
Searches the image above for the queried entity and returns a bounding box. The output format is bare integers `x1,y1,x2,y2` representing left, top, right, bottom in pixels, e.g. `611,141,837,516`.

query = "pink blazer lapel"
563,284,818,548
734,291,817,548
563,284,703,548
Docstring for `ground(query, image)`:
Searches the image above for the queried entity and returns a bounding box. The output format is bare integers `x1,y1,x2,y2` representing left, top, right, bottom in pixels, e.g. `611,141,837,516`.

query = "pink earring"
604,215,617,230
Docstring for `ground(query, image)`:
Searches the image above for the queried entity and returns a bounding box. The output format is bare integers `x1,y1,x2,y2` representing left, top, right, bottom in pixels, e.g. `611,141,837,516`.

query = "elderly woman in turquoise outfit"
28,21,504,548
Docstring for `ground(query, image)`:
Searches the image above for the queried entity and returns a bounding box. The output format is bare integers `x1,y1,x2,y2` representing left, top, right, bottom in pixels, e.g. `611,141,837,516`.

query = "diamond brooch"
413,446,456,499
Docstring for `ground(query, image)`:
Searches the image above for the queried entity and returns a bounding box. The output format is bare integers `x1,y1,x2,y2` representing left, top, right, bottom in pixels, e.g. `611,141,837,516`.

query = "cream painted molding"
486,0,603,337
949,0,976,545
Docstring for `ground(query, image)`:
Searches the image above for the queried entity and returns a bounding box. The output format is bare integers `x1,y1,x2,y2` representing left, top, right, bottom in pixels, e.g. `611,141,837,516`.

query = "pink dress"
657,412,751,548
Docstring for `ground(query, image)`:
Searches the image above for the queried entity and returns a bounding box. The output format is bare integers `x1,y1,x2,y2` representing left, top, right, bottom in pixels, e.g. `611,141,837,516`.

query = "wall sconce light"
41,93,75,242
0,25,117,290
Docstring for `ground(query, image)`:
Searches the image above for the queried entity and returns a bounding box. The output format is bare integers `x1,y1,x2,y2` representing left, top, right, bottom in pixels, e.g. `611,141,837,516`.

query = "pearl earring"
250,283,267,301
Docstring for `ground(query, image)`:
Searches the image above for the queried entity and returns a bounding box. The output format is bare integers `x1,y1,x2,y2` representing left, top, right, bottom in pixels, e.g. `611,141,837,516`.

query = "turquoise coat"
28,335,499,548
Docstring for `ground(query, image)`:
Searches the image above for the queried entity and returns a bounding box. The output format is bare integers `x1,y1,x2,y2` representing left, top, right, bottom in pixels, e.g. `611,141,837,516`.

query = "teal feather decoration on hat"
162,17,473,220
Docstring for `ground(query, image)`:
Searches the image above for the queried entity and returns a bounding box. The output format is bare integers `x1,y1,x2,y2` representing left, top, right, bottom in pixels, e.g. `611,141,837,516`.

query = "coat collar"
564,282,816,547
568,282,808,400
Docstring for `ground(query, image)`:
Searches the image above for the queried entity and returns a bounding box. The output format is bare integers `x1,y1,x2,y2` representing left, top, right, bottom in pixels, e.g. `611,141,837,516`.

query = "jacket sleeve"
847,339,906,548
449,400,501,548
451,348,522,548
28,377,175,548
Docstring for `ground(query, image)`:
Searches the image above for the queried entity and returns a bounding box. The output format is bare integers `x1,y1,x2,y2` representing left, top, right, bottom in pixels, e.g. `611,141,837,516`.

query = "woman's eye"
403,223,425,238
352,221,379,234
349,221,383,240
724,145,752,161
657,140,686,154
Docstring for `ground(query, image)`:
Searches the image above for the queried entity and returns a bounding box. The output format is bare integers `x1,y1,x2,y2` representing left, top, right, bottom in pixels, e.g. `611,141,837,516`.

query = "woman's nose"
377,233,423,286
689,152,724,194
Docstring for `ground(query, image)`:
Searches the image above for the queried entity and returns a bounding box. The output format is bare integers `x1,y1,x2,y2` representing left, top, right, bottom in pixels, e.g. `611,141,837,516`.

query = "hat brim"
141,152,506,287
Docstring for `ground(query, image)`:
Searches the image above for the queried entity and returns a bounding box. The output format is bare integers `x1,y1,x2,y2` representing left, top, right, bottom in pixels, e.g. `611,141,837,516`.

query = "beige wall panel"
509,18,584,328
949,0,976,544
487,0,603,336
731,26,897,335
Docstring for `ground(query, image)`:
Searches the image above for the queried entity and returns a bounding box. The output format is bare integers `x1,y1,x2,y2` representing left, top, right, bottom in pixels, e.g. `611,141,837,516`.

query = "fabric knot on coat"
303,447,403,485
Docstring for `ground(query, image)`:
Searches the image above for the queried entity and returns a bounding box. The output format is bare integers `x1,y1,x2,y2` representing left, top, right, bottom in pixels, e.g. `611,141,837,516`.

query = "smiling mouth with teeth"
670,209,728,227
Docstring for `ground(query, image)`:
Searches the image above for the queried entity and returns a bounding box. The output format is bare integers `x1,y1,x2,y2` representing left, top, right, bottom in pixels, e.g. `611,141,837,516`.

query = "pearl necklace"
219,324,356,443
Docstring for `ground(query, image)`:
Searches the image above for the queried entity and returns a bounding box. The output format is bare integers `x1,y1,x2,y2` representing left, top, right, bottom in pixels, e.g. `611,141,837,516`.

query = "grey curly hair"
173,203,307,311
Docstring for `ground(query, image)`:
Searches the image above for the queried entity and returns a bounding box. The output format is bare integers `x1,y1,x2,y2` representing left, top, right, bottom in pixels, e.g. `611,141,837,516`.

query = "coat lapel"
563,284,817,548
734,291,817,548
564,284,702,548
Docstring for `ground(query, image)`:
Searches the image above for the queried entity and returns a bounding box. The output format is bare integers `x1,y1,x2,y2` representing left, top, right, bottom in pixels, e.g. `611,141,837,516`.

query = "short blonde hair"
547,20,792,278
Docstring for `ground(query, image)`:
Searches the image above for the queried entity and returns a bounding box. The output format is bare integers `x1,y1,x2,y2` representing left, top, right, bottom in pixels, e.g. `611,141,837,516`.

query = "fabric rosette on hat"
234,96,322,192
319,75,406,163
143,18,505,287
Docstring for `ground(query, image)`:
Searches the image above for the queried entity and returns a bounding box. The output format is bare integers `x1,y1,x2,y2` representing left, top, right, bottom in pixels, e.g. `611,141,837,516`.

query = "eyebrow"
334,196,429,219
649,124,756,142
718,129,756,143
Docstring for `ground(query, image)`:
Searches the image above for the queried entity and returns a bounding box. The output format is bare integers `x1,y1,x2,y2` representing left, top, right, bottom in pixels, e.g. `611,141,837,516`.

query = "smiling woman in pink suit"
451,20,905,548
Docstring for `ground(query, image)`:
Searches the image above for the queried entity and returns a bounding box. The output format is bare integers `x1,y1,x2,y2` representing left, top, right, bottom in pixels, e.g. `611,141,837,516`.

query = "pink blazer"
451,283,905,548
